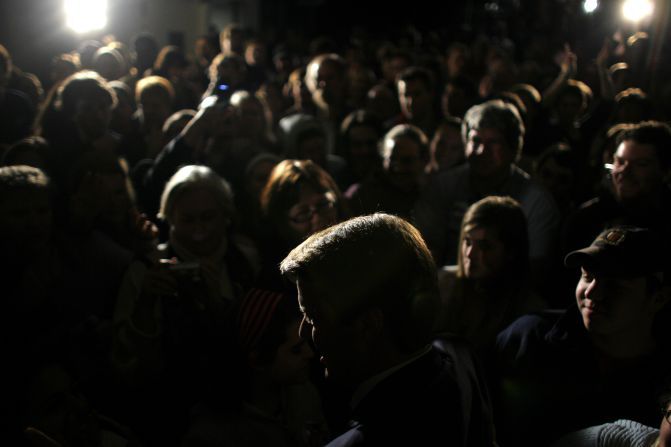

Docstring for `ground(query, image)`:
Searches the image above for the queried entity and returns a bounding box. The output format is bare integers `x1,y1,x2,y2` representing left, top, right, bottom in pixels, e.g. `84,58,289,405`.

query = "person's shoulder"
550,419,660,447
500,310,559,336
425,163,470,193
495,311,560,363
2,88,32,108
510,165,549,196
324,424,365,447
437,265,458,286
564,194,614,231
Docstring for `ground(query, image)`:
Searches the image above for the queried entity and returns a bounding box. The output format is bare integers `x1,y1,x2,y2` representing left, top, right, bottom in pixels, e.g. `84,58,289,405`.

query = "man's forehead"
469,127,505,140
581,266,647,282
399,79,428,92
296,276,325,304
616,139,657,157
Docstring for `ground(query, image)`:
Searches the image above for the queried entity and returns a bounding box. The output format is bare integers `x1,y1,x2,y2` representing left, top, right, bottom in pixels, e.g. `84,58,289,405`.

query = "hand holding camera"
160,258,202,283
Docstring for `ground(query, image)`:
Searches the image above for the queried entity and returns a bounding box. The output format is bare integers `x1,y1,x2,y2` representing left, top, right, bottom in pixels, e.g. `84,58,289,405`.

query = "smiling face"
170,187,227,256
611,139,663,204
575,268,652,335
283,186,338,245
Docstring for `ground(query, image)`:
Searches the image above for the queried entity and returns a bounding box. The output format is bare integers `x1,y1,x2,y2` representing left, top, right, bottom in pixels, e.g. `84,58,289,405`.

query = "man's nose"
298,316,310,340
584,278,603,302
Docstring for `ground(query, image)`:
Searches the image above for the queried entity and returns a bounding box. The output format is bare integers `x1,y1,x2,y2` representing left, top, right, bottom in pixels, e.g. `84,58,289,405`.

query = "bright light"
65,0,108,33
583,0,598,13
622,0,654,22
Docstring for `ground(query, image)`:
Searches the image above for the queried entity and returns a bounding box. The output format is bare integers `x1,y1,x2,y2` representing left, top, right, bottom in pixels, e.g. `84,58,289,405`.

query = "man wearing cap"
493,226,670,447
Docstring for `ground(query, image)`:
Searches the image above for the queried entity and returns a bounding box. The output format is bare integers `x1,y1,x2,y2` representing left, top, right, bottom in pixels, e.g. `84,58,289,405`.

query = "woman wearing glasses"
257,159,348,291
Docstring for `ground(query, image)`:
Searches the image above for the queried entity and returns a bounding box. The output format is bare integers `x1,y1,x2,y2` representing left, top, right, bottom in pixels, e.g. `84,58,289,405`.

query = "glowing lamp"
65,0,108,33
583,0,599,14
622,0,654,22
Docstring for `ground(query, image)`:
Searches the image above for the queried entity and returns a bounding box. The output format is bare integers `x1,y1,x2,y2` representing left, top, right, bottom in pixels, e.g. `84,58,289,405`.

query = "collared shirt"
350,344,432,410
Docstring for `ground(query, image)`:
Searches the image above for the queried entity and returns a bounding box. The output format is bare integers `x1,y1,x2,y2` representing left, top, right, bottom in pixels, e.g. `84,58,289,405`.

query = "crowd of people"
1,16,670,447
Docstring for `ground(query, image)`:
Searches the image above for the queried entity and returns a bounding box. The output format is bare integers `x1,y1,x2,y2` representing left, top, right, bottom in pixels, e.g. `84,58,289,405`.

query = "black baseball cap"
564,227,665,277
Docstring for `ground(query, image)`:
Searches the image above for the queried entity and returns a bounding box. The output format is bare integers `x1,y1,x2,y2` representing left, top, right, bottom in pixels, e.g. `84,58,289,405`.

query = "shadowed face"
308,60,345,107
268,319,315,385
383,135,424,192
431,124,464,171
297,276,367,385
170,187,228,256
0,188,52,260
461,225,506,280
465,127,514,179
74,95,112,141
398,79,432,121
659,401,671,447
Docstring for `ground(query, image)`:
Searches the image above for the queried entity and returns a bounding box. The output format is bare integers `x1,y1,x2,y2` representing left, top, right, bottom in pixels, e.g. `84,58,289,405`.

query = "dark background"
0,0,667,84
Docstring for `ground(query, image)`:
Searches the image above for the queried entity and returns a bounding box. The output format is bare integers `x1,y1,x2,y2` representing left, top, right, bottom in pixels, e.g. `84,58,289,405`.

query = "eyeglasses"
288,199,336,224
604,157,657,172
663,408,671,424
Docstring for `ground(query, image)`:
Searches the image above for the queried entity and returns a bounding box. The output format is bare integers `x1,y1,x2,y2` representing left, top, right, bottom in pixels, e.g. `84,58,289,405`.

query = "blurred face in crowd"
398,78,432,121
245,42,266,67
366,84,398,123
556,91,583,126
245,159,277,203
383,135,424,192
268,319,314,385
235,96,266,138
284,186,337,245
139,89,171,130
460,225,506,280
465,127,514,180
297,135,328,169
611,139,663,204
170,187,228,256
430,123,464,171
307,59,345,108
535,157,574,202
97,172,132,228
347,125,379,177
0,188,52,260
382,55,409,84
74,94,113,141
441,82,472,119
